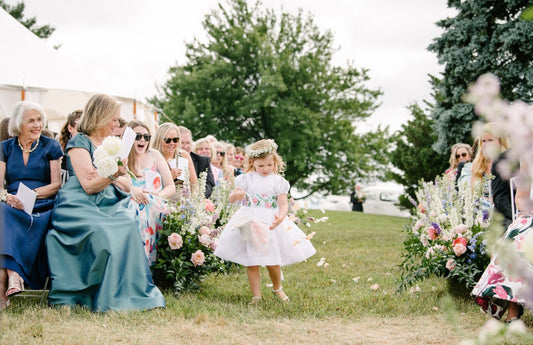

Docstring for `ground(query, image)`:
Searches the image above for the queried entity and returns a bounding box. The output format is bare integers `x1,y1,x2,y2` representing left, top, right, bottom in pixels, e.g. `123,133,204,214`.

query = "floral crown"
246,139,278,158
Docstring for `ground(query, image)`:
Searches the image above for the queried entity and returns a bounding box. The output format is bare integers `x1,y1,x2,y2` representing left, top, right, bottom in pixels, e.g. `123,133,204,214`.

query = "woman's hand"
5,194,23,211
131,186,149,205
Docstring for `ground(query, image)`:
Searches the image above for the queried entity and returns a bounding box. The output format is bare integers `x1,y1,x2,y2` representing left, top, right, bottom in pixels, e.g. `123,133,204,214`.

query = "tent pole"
21,87,25,100
133,99,137,120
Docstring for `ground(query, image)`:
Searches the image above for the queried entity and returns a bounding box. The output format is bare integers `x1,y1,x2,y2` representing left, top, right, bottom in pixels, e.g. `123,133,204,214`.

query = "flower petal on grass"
370,283,379,291
352,277,360,283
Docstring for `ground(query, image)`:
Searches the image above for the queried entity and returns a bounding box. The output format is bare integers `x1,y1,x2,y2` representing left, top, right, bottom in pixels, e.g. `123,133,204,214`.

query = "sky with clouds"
16,0,456,132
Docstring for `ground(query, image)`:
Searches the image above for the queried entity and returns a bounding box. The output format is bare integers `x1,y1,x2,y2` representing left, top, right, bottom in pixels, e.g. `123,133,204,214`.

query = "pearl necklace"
18,137,40,153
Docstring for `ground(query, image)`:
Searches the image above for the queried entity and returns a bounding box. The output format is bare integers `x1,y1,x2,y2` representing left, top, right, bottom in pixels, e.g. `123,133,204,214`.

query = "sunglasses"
164,137,179,144
455,152,468,159
235,155,244,160
217,151,226,156
135,133,151,141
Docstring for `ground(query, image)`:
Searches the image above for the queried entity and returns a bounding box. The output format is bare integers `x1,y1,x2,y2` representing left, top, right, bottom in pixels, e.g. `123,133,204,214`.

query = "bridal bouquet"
93,136,124,177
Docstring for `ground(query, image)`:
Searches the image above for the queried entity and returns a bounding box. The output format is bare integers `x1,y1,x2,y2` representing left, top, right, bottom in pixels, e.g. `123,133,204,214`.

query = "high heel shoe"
6,273,24,297
272,286,289,303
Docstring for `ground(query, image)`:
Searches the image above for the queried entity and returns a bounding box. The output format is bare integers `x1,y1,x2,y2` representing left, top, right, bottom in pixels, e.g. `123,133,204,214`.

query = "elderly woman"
0,101,63,310
46,94,165,312
127,120,175,265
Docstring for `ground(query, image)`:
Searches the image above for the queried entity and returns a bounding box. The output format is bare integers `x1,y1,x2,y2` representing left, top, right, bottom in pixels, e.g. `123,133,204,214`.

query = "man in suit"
178,126,215,198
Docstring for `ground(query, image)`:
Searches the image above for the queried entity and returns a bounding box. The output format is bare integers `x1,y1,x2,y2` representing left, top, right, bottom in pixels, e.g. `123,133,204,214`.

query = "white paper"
177,157,188,181
119,126,136,159
16,182,37,215
168,158,177,169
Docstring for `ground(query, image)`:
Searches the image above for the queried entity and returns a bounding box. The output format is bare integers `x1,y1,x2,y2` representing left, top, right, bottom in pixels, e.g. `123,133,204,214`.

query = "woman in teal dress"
46,94,165,312
127,120,175,266
1,101,63,311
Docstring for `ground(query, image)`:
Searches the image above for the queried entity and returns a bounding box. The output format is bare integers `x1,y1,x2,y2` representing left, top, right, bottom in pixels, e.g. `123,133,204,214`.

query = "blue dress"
0,135,63,289
46,134,165,312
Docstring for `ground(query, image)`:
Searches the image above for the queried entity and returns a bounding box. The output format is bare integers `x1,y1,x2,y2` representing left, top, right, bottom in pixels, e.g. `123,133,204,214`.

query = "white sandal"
272,287,289,302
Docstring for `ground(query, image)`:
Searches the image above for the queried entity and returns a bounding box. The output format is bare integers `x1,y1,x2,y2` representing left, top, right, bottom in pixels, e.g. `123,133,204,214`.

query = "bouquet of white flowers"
93,136,124,178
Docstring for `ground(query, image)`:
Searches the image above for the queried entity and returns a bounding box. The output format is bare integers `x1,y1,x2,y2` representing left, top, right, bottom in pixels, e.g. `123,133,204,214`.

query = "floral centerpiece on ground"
153,173,239,293
398,175,492,292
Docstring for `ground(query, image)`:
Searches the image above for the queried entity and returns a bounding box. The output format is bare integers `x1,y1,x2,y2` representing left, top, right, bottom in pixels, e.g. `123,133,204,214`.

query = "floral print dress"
132,157,170,266
471,215,533,318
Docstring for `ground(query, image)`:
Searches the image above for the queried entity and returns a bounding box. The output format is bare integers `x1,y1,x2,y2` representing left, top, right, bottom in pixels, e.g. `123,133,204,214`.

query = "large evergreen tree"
429,0,533,153
152,0,387,196
389,103,448,210
1,0,55,39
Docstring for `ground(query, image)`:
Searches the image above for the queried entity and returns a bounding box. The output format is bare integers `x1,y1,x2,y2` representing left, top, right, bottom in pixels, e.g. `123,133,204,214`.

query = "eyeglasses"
235,155,244,160
455,152,468,159
217,151,226,156
164,137,179,144
135,133,151,141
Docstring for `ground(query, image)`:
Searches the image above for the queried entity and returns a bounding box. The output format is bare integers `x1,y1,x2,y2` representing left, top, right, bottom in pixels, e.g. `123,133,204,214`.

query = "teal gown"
46,134,165,312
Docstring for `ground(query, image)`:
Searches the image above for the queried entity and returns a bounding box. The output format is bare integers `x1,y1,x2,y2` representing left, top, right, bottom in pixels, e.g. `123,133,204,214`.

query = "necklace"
18,137,40,153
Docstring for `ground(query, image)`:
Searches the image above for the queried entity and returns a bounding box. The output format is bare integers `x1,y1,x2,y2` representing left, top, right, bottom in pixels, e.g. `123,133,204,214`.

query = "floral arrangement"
245,139,278,158
398,175,492,291
93,136,124,177
153,173,239,293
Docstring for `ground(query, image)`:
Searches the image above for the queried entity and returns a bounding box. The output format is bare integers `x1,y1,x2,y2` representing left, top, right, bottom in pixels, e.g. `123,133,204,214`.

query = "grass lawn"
1,210,530,344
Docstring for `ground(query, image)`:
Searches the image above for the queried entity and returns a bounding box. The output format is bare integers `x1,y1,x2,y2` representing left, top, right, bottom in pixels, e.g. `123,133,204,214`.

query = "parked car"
361,183,409,217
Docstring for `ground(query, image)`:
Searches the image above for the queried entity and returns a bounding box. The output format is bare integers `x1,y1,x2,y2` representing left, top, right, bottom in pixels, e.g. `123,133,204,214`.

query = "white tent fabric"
0,8,159,132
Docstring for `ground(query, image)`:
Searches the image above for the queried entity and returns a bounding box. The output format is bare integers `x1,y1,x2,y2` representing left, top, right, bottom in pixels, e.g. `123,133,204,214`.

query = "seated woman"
0,101,63,310
152,122,197,199
46,94,165,312
445,143,473,180
58,110,82,184
127,120,175,266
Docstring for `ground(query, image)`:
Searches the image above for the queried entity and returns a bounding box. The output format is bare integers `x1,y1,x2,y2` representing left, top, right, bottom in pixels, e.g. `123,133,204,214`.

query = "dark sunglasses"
217,151,226,156
164,137,179,144
135,133,151,141
455,152,468,159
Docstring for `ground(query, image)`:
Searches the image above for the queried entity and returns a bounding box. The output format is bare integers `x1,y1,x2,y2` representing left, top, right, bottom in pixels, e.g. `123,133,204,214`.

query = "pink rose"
198,234,211,247
199,226,211,236
265,202,272,208
453,237,467,247
453,243,467,256
210,239,218,251
204,199,215,212
446,259,456,271
191,250,205,266
168,233,183,250
417,203,426,214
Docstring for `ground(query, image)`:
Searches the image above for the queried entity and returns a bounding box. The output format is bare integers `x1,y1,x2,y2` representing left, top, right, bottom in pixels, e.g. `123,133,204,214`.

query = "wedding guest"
212,141,234,182
46,94,165,312
194,137,223,185
128,120,175,265
350,183,365,212
445,143,473,179
224,142,237,176
0,118,10,142
0,101,63,311
178,126,215,198
233,146,245,176
113,117,127,137
152,122,197,198
58,110,82,184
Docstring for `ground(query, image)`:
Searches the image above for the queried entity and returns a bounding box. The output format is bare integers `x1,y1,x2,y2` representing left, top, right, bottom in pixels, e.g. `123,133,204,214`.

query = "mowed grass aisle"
1,210,496,344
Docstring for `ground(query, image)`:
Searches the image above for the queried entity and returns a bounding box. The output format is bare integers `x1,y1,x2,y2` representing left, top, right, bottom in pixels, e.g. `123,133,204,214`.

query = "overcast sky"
16,0,456,132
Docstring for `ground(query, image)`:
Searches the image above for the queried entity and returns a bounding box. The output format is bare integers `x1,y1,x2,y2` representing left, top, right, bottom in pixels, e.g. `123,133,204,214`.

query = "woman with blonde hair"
194,137,223,185
471,122,510,184
445,143,473,179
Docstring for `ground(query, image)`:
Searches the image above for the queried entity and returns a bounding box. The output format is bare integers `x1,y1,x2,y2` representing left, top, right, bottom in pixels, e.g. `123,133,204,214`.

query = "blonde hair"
152,122,181,160
471,122,510,181
78,94,121,135
126,120,151,177
448,143,473,170
193,137,215,160
244,139,286,174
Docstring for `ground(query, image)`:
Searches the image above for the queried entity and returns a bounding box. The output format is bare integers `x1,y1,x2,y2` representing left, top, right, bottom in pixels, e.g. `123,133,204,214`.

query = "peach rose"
453,237,467,247
191,250,205,266
453,243,467,256
199,226,211,236
168,233,183,250
446,259,456,271
198,234,211,247
204,199,215,212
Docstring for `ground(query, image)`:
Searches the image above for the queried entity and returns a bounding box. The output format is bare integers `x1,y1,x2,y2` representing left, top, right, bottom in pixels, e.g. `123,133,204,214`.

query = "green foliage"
388,103,448,210
428,0,533,153
0,0,55,39
151,0,387,196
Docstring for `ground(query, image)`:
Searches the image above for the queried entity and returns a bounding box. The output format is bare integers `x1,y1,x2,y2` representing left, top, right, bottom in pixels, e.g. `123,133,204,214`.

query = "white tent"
0,8,160,133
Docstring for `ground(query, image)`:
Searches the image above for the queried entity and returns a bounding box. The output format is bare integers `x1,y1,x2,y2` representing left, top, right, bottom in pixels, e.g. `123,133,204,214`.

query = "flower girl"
214,139,316,304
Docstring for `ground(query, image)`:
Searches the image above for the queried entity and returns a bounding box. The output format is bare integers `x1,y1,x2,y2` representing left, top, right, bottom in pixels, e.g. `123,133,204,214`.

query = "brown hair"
59,110,82,150
127,120,151,177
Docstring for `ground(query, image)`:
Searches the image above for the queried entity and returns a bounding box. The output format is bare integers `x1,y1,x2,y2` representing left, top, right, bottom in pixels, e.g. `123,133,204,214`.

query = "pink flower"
210,239,218,251
492,285,509,300
199,226,211,236
198,234,211,247
204,199,215,212
265,202,272,208
453,243,467,256
191,250,205,266
427,227,439,240
453,237,467,247
453,224,469,235
168,233,183,250
446,259,456,271
417,203,426,213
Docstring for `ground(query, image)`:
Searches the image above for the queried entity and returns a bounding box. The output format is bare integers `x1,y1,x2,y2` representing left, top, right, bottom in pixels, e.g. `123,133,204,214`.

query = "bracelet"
108,175,117,181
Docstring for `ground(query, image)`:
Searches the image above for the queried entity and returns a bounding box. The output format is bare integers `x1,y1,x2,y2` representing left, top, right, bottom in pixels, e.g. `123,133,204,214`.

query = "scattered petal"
352,277,360,283
329,279,337,283
292,239,301,247
432,307,439,311
384,272,391,276
370,283,380,291
265,283,273,288
322,241,327,244
410,285,421,293
305,232,316,240
367,278,373,282
320,208,326,214
323,263,329,269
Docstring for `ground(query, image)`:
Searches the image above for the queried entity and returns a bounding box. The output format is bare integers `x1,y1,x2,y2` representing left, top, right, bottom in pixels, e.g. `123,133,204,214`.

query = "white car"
361,183,409,217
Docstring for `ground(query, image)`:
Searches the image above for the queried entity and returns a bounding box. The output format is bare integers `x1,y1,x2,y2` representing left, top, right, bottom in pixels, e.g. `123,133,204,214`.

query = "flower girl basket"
230,194,270,253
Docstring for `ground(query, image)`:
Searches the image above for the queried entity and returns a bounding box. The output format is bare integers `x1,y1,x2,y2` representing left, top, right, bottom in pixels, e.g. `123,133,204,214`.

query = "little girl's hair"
244,139,286,174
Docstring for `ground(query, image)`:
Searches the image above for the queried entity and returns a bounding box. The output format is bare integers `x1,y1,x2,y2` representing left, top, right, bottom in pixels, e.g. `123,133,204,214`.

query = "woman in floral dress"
127,121,175,265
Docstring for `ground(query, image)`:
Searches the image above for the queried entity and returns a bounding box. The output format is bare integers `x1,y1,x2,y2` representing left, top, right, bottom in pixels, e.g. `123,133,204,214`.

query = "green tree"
1,0,55,39
152,0,386,196
428,0,533,153
388,103,448,210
